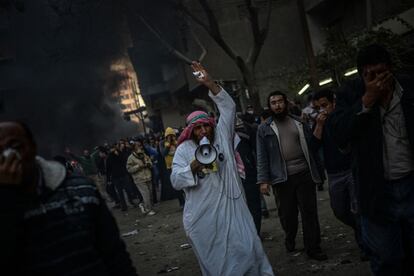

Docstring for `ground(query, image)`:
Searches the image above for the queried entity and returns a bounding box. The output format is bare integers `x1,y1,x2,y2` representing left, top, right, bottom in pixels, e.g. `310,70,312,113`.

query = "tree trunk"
235,58,262,111
297,0,319,91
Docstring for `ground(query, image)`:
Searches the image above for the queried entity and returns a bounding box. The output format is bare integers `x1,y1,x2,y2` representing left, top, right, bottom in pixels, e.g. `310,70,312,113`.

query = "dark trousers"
274,170,321,253
152,167,159,204
242,179,262,234
162,168,185,207
328,170,363,249
112,176,137,210
106,182,119,203
361,172,414,276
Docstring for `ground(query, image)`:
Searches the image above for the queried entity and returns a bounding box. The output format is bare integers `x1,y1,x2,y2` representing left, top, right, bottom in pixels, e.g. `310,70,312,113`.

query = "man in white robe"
171,62,274,276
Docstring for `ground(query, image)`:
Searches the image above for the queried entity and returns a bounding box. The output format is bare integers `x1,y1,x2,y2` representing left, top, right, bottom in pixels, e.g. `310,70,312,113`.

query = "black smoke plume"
0,0,138,156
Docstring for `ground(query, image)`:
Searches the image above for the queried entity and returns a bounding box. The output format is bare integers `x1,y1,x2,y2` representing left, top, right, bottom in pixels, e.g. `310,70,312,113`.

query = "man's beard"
192,130,215,144
273,108,288,120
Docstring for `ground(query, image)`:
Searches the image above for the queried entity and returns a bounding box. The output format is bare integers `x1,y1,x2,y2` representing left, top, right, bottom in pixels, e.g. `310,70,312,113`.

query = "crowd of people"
59,130,186,215
1,43,413,276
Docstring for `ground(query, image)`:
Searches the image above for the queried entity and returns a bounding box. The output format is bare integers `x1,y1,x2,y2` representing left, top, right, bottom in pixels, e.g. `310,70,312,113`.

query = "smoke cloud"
0,0,138,157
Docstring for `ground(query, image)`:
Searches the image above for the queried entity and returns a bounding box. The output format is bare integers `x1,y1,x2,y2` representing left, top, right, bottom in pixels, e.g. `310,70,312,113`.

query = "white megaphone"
195,136,217,165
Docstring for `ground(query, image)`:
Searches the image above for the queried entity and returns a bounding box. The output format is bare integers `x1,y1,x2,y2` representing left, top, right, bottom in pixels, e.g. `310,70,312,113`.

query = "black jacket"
0,163,137,275
330,75,414,222
106,151,130,181
310,119,351,174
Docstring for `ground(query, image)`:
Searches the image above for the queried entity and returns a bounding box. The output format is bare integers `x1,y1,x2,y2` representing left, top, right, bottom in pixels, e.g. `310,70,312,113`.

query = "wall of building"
160,107,185,130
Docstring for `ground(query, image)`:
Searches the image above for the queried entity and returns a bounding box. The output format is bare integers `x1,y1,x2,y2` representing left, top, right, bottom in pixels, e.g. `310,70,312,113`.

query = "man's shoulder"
127,153,135,161
176,140,193,152
61,175,97,190
337,78,364,102
258,118,272,131
397,74,414,94
289,114,305,124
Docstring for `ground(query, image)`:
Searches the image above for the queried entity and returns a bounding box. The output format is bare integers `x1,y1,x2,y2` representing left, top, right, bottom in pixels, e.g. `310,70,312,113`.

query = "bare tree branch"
184,0,240,62
198,0,222,38
262,0,273,42
177,1,211,33
189,26,207,62
244,0,261,45
246,0,272,65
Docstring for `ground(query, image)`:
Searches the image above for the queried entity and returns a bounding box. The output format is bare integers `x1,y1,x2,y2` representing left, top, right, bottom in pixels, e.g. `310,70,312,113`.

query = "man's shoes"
262,210,270,218
285,240,296,252
130,200,141,208
112,203,121,209
147,210,156,216
307,250,328,261
317,183,324,191
121,207,128,212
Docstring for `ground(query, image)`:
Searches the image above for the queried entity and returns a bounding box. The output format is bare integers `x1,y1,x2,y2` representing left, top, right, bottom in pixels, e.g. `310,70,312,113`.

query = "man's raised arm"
191,62,236,138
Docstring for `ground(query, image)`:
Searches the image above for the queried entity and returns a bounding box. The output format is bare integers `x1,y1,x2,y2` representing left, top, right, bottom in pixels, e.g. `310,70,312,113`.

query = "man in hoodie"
0,121,137,275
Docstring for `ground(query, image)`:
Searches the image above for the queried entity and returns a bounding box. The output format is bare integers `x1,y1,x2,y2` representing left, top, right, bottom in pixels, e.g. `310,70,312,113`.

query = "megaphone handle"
197,171,205,179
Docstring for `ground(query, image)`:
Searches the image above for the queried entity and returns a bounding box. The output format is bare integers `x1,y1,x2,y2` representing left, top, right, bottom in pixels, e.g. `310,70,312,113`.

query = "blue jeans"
328,170,358,226
361,172,414,276
328,170,363,250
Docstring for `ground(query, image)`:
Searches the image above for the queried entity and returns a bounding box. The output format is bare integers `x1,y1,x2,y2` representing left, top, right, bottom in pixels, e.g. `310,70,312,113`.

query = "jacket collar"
265,114,302,125
36,156,67,191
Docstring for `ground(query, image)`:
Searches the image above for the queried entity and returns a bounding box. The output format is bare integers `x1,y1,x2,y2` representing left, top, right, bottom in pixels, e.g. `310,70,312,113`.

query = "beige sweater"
126,152,152,183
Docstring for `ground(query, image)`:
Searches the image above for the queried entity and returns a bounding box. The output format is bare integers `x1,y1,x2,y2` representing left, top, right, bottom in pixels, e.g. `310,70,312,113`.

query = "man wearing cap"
171,62,274,276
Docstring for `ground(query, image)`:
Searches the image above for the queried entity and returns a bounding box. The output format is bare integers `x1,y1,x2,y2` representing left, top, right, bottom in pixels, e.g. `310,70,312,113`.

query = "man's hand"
315,111,328,126
0,152,23,186
190,159,205,175
362,69,393,108
313,111,327,140
191,62,221,95
260,183,271,196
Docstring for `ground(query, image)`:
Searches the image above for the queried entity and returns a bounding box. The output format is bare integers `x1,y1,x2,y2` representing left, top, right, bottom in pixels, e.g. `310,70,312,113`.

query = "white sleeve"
170,144,198,190
209,88,236,140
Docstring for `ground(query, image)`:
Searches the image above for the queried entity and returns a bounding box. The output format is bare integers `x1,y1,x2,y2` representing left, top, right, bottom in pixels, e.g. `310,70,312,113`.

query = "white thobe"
171,89,275,276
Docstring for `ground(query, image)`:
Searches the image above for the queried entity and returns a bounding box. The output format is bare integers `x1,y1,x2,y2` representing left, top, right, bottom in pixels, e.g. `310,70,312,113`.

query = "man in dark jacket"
236,116,262,234
310,88,364,257
330,44,414,275
256,91,326,261
0,121,137,275
106,143,139,211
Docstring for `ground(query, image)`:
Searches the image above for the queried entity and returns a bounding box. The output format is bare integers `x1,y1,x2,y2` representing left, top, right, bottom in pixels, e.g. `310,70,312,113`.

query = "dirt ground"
112,188,371,276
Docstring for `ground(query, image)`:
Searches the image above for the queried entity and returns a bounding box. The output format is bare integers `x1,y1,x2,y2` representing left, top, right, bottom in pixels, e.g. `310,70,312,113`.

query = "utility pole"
124,106,147,136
